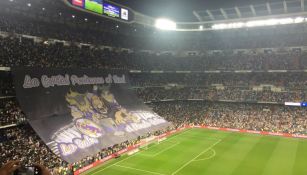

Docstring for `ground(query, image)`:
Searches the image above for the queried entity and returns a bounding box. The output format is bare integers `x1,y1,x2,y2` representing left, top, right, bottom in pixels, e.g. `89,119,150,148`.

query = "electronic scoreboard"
68,0,131,22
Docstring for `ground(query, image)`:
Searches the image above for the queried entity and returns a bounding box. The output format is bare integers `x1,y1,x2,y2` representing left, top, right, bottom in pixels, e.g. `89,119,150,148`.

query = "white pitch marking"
152,141,180,157
141,139,178,151
171,139,222,175
192,149,216,162
182,135,221,141
140,142,181,157
92,129,193,174
91,150,141,175
114,164,166,175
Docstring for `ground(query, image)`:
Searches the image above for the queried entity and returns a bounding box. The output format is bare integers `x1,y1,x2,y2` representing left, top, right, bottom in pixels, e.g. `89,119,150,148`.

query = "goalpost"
140,136,157,150
140,135,166,150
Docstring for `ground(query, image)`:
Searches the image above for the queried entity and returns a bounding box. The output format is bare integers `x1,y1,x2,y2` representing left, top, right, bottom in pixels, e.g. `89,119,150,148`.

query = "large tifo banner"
13,68,171,163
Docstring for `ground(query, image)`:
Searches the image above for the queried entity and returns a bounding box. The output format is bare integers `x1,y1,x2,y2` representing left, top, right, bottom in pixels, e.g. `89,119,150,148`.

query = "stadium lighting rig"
155,18,177,30
212,16,307,30
154,16,307,31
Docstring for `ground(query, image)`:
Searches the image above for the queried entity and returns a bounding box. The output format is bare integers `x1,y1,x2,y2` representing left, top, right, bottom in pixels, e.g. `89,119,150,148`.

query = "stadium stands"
0,99,25,126
0,0,307,174
1,36,307,70
151,101,307,135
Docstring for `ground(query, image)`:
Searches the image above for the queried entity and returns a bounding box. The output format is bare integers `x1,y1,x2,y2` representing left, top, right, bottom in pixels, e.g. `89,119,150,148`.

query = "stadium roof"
111,0,305,22
61,0,307,31
107,0,307,31
193,0,305,22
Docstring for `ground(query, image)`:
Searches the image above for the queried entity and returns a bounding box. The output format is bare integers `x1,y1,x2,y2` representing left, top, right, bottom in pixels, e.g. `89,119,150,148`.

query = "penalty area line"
91,129,193,175
91,151,141,175
114,164,167,175
140,142,181,157
183,135,221,141
152,142,180,157
171,139,222,175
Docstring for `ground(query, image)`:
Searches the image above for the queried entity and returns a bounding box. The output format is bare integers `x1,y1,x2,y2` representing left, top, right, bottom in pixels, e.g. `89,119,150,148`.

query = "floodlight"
212,16,307,30
279,18,293,24
294,17,304,23
155,19,177,30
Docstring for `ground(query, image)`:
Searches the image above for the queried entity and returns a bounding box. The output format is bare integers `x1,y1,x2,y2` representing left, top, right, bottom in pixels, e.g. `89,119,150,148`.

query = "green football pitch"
84,128,307,175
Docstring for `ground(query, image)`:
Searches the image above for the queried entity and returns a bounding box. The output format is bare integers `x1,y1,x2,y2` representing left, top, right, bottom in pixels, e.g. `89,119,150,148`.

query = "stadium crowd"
0,124,64,172
136,87,306,103
152,101,307,134
130,73,307,89
0,39,306,174
0,0,307,174
0,122,172,175
1,37,307,70
0,98,26,126
1,36,307,174
0,72,14,96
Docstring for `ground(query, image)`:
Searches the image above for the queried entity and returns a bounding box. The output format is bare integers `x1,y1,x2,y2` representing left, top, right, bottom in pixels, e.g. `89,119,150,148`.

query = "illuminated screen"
85,0,103,14
121,8,128,20
72,0,84,7
103,2,120,18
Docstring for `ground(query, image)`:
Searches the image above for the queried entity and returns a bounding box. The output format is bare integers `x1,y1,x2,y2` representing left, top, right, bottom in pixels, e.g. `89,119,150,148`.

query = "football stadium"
0,0,307,175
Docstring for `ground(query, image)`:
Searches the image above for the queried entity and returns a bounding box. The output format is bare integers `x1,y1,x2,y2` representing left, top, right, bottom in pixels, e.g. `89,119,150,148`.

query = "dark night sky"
111,0,284,22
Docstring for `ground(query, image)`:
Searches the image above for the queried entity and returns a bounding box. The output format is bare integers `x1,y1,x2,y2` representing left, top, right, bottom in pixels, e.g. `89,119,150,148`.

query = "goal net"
140,136,166,150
